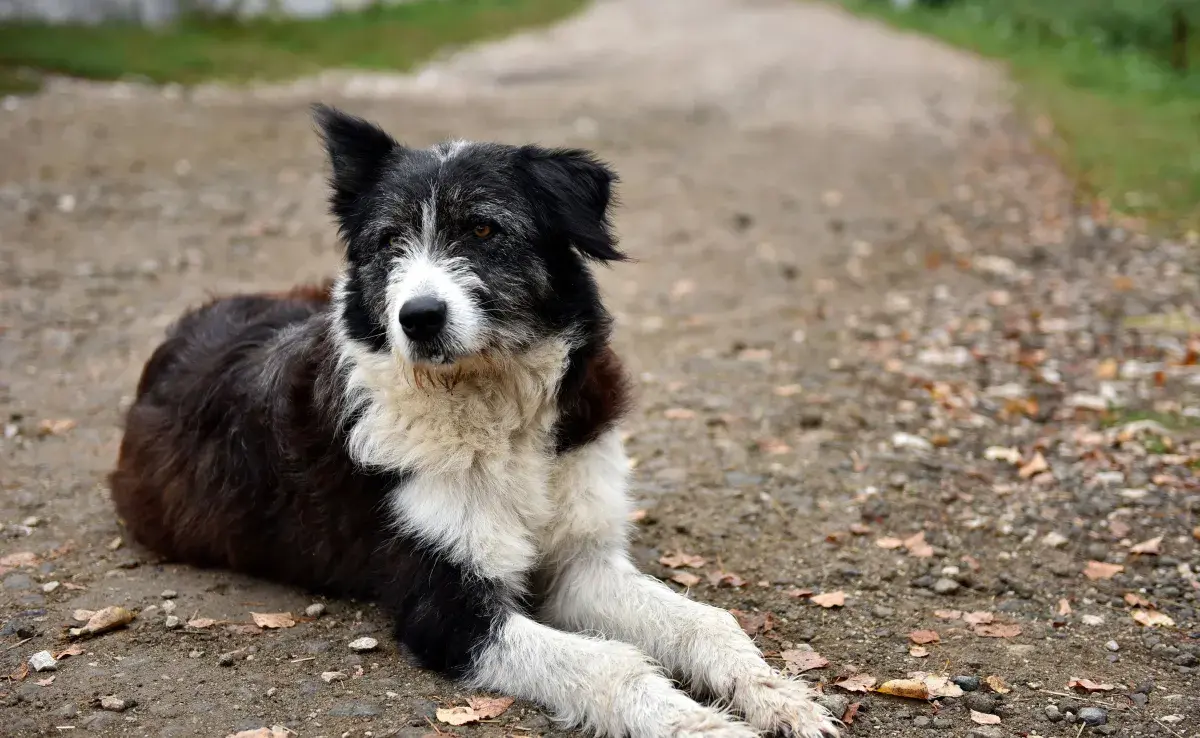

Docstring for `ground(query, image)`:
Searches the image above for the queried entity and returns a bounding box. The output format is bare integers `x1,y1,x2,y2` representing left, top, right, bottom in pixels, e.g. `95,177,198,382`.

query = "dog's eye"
472,224,493,239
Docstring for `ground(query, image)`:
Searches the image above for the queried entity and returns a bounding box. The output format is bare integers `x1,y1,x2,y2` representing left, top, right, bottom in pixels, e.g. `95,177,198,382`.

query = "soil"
1,0,1197,737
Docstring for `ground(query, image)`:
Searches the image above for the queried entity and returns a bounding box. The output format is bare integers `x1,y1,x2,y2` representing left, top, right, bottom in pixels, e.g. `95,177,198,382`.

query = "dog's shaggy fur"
110,104,838,738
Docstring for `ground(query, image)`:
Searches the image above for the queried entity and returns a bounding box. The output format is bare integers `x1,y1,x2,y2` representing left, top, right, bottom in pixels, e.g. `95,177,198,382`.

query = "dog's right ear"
312,103,399,221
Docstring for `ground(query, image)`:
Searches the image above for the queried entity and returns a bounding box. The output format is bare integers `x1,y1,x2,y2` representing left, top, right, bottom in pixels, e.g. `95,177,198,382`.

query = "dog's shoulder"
553,342,632,456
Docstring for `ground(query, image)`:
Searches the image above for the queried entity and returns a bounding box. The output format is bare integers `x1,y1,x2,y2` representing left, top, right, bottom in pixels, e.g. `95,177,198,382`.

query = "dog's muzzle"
398,295,448,343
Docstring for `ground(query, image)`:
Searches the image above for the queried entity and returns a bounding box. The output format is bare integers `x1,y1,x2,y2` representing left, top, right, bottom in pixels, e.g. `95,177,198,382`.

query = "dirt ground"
1,0,1198,737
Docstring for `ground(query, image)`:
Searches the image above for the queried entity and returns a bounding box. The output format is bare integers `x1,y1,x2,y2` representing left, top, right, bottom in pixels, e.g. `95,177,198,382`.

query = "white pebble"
348,637,378,653
29,651,57,672
304,603,326,618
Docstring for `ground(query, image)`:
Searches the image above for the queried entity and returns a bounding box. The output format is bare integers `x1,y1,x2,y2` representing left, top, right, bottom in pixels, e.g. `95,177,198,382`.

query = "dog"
109,104,838,738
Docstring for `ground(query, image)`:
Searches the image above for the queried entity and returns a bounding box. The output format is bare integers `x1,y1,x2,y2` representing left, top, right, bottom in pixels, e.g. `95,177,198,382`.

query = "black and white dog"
110,104,838,738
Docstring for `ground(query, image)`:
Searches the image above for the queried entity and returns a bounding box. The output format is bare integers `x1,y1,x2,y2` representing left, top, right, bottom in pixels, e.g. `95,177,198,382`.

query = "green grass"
831,0,1200,234
0,0,584,90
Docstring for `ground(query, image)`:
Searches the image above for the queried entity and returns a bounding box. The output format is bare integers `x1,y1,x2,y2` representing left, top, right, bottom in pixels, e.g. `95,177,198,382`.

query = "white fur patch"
542,428,633,563
385,245,485,363
471,612,758,738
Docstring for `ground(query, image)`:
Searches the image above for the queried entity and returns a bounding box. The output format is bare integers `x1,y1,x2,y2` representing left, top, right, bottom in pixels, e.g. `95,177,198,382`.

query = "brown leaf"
467,696,515,720
186,618,223,629
0,552,39,568
659,551,706,569
1129,536,1162,555
781,650,829,674
922,675,964,698
971,623,1021,638
1057,598,1072,616
226,624,264,636
1018,452,1049,479
8,663,28,682
54,645,85,660
36,418,77,437
848,523,871,535
786,588,814,599
670,572,701,587
35,676,55,687
250,612,295,629
731,610,776,636
1109,520,1132,538
985,675,1011,694
68,606,135,638
970,710,1001,725
72,609,96,622
909,630,940,645
1123,593,1152,608
1132,609,1175,628
909,646,929,658
875,537,904,550
1083,561,1124,580
841,702,861,725
810,591,845,608
707,571,746,588
1068,679,1116,693
932,609,963,620
876,678,929,700
436,706,480,726
962,611,994,626
902,531,933,558
833,673,876,693
226,728,292,738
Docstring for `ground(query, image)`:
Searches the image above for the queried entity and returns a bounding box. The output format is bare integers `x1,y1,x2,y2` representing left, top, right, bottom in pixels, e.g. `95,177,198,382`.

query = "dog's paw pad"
735,673,841,738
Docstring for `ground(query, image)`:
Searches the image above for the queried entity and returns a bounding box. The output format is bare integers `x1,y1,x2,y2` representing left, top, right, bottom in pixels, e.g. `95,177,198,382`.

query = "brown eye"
472,224,493,239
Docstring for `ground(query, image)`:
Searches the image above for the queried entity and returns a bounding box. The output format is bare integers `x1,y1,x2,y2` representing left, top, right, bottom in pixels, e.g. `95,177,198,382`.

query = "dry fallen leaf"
1057,598,1072,616
909,630,940,645
1068,679,1116,693
1132,609,1175,628
962,611,994,626
628,509,648,523
37,418,77,436
0,552,39,569
187,618,222,629
659,551,706,569
875,537,904,550
876,678,929,700
72,609,96,622
707,571,746,588
1123,593,1152,608
227,624,264,636
984,446,1022,464
932,609,963,620
848,523,871,535
833,673,876,693
731,610,776,636
1083,561,1124,580
970,710,1001,725
810,591,845,608
69,606,135,638
909,646,929,658
971,623,1021,639
781,650,829,674
54,645,85,660
1018,452,1049,479
902,531,934,558
670,572,701,587
250,612,295,629
985,675,1011,694
1130,536,1163,555
785,588,814,598
841,702,861,725
467,696,515,720
436,707,480,726
921,674,964,698
226,728,292,738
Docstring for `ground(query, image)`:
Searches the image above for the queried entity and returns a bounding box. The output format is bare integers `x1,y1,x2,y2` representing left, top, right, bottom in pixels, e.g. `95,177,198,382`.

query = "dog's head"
315,104,623,369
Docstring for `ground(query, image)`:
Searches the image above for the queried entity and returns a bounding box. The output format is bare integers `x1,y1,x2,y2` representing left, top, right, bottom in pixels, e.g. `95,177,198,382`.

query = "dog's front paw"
669,708,760,738
733,671,840,738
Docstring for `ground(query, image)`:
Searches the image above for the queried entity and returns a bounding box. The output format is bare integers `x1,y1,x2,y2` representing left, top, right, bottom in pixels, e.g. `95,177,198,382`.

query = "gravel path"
1,1,1197,736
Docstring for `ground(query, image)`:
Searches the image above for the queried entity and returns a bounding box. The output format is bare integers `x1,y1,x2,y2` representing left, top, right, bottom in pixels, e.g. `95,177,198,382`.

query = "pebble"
29,651,57,672
1078,707,1108,726
1130,692,1148,707
320,671,347,683
932,577,961,595
41,581,59,594
160,589,177,599
164,615,181,630
56,703,77,719
348,637,378,652
218,651,238,667
931,717,952,729
305,603,326,618
964,693,998,714
967,728,1001,738
1045,705,1062,722
872,605,895,618
950,675,980,692
161,600,176,615
3,574,32,590
99,696,132,712
913,716,930,728
815,693,848,720
1105,640,1120,652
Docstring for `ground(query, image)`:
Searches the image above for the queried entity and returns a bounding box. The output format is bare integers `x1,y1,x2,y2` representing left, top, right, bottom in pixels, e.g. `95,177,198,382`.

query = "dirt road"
1,1,1197,736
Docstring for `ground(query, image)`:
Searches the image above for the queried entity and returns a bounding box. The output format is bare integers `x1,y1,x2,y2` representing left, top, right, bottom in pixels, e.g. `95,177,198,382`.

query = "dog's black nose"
398,296,448,342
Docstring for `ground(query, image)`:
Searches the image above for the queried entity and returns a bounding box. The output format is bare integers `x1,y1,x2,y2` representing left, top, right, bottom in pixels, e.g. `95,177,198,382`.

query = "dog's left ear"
312,103,400,228
520,146,626,263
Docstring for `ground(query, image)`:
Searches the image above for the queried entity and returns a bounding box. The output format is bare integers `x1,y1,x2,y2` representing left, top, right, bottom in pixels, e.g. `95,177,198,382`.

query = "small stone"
164,615,181,630
872,605,895,618
304,603,326,618
951,675,980,692
266,687,277,698
931,717,953,729
1042,531,1069,548
56,703,77,719
1045,705,1062,722
348,637,378,653
21,516,42,527
99,696,132,712
913,716,931,728
1130,692,1148,707
1105,640,1120,652
161,600,176,615
1077,707,1107,726
815,694,848,721
1172,653,1198,667
321,671,348,684
160,589,177,599
218,651,238,667
41,581,60,594
29,651,57,672
933,578,961,595
968,728,1002,738
964,693,998,714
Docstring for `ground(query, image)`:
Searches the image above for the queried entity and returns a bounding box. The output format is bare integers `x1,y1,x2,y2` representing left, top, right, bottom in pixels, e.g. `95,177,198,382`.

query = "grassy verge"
831,0,1200,234
0,0,583,91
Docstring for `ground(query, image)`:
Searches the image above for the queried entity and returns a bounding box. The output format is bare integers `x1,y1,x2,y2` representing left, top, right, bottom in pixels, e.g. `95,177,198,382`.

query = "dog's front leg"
542,432,839,738
387,553,758,738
